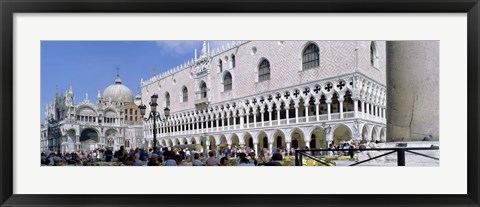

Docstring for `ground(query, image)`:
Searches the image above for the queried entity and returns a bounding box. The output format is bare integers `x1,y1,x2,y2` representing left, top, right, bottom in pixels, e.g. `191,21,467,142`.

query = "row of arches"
151,123,386,152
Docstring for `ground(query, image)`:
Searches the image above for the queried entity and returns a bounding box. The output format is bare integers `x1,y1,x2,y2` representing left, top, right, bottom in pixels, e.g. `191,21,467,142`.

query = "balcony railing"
195,97,209,105
344,111,355,118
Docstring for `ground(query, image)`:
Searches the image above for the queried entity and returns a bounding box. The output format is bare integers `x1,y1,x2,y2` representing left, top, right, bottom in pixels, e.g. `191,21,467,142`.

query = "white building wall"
141,40,386,114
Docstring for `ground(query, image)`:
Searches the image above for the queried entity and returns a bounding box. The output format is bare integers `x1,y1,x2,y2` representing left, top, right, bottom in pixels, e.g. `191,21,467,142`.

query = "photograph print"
40,40,439,167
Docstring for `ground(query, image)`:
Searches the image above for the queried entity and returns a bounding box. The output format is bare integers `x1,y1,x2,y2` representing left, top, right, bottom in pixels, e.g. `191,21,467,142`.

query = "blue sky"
41,41,229,123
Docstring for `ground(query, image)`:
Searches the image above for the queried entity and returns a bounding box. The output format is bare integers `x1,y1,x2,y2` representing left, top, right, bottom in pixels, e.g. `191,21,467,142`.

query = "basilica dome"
103,74,134,103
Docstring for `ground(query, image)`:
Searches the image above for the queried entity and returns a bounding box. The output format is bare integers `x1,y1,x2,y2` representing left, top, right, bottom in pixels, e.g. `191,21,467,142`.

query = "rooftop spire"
115,66,122,84
200,41,207,57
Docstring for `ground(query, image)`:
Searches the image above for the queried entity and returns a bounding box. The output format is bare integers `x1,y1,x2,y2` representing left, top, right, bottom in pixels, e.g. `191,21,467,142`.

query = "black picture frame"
1,0,479,206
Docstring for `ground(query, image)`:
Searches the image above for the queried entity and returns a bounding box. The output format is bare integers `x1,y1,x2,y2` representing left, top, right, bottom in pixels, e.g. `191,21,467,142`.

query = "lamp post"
139,94,170,151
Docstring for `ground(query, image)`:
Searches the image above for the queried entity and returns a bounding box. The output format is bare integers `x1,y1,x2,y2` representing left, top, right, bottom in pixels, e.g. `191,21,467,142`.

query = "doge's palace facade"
141,41,387,154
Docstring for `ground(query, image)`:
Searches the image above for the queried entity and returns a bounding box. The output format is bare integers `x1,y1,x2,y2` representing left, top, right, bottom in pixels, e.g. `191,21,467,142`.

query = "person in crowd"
129,149,135,158
133,153,143,166
192,153,203,166
105,147,113,162
147,154,160,166
348,144,355,161
179,149,185,160
236,152,247,165
328,144,335,156
165,154,178,166
258,148,271,165
265,153,283,166
220,157,229,166
238,157,254,166
41,153,47,165
114,146,127,164
148,148,153,159
249,152,258,166
174,155,184,166
205,151,221,166
124,157,135,166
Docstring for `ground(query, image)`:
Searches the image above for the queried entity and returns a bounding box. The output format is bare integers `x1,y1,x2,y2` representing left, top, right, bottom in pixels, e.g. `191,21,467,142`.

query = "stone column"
326,100,332,120
253,111,257,128
315,101,320,122
176,122,179,135
339,98,344,119
361,100,365,118
294,103,299,123
196,120,200,134
268,107,273,126
246,112,250,129
233,114,237,130
304,102,310,123
277,106,281,125
254,143,259,154
210,119,214,132
286,142,291,156
205,140,210,153
353,99,358,118
260,109,265,127
239,114,244,129
227,115,231,130
326,131,333,145
269,143,273,155
221,115,225,131
285,106,290,124
366,102,370,117
216,118,219,132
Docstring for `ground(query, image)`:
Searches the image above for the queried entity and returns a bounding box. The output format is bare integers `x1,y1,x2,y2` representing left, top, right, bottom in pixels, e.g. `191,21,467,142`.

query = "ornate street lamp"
139,94,170,150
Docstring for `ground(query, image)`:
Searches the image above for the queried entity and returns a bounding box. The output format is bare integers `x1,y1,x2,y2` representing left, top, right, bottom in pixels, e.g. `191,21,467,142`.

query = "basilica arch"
79,128,99,151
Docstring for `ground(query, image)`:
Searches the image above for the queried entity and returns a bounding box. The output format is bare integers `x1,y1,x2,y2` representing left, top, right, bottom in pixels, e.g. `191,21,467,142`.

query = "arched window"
182,87,188,102
258,59,271,82
370,41,378,68
224,72,232,91
302,43,319,70
165,92,170,107
200,82,207,98
231,54,236,68
218,59,223,73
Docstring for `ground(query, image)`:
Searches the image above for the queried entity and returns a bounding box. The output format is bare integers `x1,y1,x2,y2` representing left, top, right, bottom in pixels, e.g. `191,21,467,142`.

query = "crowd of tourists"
40,146,287,166
41,140,371,166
